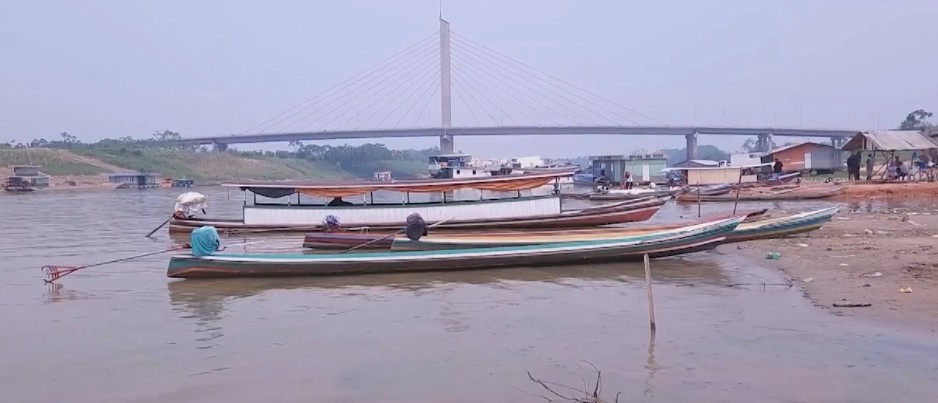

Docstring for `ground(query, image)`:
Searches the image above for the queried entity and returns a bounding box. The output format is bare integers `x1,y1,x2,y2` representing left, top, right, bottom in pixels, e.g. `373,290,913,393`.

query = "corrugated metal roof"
764,141,836,156
842,130,938,151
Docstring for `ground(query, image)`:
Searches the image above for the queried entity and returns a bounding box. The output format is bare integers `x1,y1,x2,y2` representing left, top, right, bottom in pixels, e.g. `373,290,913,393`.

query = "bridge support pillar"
831,136,846,149
213,142,228,152
685,132,698,160
756,133,774,153
439,18,454,154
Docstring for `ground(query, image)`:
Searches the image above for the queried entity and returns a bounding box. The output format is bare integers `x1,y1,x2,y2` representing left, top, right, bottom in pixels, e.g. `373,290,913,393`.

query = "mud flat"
834,181,938,199
738,201,938,332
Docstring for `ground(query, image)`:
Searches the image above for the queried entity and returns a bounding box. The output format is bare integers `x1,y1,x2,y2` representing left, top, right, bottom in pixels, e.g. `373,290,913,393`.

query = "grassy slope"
0,149,110,175
1,148,428,182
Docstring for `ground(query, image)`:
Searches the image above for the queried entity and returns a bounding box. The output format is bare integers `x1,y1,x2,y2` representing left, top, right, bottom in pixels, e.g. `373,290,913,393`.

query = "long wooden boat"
302,207,834,251
302,208,769,249
589,188,679,201
675,186,845,202
166,216,746,279
389,207,837,251
169,172,669,235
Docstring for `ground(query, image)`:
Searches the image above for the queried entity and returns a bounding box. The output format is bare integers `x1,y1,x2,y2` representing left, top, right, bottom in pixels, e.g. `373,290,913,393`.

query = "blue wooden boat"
166,216,746,279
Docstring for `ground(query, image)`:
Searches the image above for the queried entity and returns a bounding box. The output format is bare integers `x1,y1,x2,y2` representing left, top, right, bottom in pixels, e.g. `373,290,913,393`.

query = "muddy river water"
1,188,936,402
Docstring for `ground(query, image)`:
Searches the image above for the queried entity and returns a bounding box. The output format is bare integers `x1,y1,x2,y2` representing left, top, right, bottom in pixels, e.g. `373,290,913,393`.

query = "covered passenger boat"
166,216,745,279
168,171,668,234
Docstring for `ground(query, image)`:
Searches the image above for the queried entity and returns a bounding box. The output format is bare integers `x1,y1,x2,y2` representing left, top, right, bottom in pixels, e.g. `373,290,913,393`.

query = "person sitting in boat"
772,158,783,181
328,197,354,206
622,171,634,190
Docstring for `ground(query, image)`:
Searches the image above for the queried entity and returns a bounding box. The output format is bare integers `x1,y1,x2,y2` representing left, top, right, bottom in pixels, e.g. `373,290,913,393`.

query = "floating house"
760,142,844,173
590,154,668,184
109,173,160,189
373,171,392,181
3,165,50,192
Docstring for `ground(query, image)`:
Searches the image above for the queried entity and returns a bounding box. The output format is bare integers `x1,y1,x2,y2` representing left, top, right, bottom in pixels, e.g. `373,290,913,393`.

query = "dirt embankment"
738,205,938,332
833,181,938,199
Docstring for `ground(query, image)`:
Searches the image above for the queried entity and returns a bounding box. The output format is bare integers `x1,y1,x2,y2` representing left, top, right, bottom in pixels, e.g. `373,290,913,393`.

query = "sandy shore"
738,202,938,332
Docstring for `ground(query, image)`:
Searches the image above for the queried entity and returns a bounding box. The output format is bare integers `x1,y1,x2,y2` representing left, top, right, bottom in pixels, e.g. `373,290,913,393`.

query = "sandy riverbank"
834,181,938,199
737,203,938,332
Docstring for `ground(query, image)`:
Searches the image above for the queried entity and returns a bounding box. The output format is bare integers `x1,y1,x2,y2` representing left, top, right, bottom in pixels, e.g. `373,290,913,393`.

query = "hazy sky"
1,0,936,158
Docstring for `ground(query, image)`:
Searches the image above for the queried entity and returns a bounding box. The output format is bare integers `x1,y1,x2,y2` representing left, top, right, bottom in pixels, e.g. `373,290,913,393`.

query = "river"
1,187,936,402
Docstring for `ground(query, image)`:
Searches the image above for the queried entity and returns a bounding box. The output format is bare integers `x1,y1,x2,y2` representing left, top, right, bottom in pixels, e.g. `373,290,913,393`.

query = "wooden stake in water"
644,253,657,332
696,181,702,218
732,169,744,215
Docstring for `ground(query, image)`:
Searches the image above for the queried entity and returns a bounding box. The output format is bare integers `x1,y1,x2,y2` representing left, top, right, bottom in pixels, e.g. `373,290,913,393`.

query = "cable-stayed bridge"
179,19,857,159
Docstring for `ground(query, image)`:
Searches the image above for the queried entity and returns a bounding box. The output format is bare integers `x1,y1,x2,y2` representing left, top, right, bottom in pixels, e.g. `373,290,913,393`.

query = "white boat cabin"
225,171,574,227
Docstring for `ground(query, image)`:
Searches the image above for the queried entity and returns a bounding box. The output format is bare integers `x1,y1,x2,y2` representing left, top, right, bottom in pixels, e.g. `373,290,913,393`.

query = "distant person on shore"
865,154,874,180
846,151,862,181
623,171,634,189
772,158,783,181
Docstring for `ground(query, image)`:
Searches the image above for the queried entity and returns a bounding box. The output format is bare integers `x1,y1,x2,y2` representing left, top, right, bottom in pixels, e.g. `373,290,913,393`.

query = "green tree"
899,109,933,130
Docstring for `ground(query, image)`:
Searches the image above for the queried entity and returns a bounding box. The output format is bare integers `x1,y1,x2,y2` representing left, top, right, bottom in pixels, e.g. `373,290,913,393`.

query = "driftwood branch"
524,361,619,403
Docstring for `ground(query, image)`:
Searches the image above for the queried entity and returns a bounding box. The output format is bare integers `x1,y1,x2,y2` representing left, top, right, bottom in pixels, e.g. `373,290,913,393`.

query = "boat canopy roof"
224,169,575,198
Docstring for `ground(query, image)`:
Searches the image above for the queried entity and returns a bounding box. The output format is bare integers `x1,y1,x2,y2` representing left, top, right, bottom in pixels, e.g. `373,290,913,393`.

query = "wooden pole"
732,169,744,215
144,217,172,238
644,253,657,332
696,180,702,218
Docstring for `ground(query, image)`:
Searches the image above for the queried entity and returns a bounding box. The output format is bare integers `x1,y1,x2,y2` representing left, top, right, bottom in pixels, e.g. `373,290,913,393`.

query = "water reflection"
166,258,727,317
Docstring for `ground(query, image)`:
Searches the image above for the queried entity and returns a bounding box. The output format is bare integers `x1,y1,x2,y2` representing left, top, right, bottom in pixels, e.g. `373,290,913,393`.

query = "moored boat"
391,206,837,250
302,208,769,250
168,171,667,235
166,216,746,279
675,186,846,202
302,207,836,251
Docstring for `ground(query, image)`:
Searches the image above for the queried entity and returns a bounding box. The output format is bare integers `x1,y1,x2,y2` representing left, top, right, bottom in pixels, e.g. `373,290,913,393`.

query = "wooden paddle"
339,217,454,254
145,216,172,238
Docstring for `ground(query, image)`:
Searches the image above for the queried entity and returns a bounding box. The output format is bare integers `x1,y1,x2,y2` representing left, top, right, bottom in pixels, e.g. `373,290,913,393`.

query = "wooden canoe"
302,208,769,250
168,196,670,235
388,207,838,251
166,216,745,279
589,189,679,201
675,186,845,202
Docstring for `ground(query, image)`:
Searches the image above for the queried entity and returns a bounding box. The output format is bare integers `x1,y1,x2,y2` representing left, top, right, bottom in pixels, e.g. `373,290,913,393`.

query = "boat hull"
390,208,836,250
302,208,769,250
168,197,668,235
676,187,845,202
167,217,744,279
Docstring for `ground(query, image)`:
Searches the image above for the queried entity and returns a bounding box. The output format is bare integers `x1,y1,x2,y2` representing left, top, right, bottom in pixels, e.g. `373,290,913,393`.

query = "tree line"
0,130,440,164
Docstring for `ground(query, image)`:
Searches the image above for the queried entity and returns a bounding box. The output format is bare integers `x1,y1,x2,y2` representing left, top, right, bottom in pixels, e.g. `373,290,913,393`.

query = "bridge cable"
260,39,439,133
451,53,554,126
286,43,440,132
408,86,441,128
452,31,668,127
447,67,502,125
389,66,442,128
370,61,440,128
451,63,545,126
450,85,481,127
278,41,439,132
452,43,586,126
241,31,439,134
315,51,439,130
452,41,608,126
345,56,442,129
452,36,624,126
